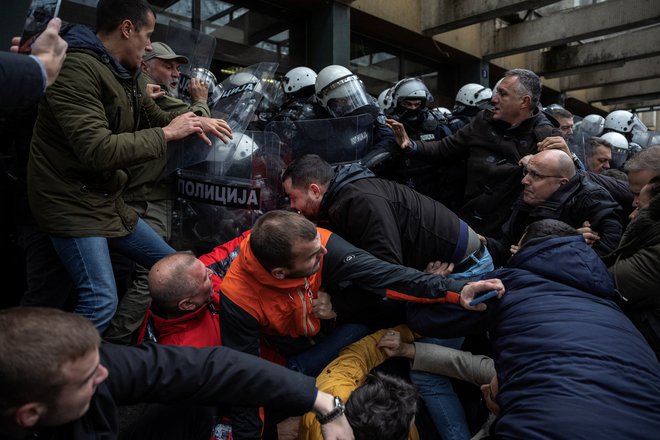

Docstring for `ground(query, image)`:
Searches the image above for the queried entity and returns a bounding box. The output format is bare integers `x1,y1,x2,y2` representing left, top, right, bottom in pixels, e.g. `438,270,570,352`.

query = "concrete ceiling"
420,0,660,113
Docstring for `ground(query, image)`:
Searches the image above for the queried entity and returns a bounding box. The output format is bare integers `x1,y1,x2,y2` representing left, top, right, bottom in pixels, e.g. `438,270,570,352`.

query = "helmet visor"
323,76,371,117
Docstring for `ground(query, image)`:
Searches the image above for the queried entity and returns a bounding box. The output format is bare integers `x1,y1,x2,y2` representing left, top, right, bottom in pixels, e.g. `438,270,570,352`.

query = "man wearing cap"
103,42,216,343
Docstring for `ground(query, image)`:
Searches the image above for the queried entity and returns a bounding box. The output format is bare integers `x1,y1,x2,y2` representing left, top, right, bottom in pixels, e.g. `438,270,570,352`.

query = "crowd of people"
1,1,660,439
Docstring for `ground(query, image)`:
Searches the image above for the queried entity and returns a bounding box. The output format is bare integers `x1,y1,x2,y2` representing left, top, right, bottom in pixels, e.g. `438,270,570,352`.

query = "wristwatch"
316,395,346,425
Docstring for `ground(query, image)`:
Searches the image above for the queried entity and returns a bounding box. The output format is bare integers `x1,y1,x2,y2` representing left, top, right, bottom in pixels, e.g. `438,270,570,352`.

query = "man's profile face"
521,157,565,206
557,117,574,141
144,58,182,92
585,145,611,173
282,178,322,221
491,76,526,124
285,233,326,278
123,11,156,70
40,349,108,426
185,260,215,309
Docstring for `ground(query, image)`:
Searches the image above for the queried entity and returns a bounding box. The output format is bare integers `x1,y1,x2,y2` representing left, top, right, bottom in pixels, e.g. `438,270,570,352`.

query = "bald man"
486,149,623,265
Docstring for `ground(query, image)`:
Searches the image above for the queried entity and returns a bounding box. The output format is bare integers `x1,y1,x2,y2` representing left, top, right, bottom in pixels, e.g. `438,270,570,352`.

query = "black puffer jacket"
415,108,560,236
487,171,623,266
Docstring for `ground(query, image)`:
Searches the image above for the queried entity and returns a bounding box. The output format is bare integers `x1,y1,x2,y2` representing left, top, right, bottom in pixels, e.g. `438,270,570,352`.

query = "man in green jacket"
104,42,212,343
27,0,232,332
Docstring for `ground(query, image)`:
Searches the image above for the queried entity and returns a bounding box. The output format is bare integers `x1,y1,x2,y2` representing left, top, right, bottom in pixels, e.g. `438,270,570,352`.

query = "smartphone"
18,0,62,54
469,289,498,306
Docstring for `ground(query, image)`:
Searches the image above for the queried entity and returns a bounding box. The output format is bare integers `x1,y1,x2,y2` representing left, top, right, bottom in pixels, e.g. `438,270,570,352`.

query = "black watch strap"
316,396,346,425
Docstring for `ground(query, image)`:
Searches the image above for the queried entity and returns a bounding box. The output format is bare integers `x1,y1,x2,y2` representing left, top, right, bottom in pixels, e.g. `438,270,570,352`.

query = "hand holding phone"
19,0,62,54
469,289,499,306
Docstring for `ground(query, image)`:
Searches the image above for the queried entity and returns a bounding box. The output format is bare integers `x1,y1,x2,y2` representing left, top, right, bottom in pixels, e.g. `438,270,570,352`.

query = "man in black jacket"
282,154,492,279
0,307,353,440
486,149,623,266
387,68,568,237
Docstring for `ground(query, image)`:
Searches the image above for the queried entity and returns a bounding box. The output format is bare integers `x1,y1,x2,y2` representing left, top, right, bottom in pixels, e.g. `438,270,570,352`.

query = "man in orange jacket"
219,210,503,439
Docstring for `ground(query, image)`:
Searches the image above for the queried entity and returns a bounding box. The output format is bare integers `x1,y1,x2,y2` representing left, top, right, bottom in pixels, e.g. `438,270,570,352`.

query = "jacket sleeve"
101,343,317,412
412,342,495,386
406,302,491,338
609,243,660,310
44,54,167,172
328,194,404,265
322,233,467,303
0,52,44,115
299,325,414,440
415,122,471,161
580,190,623,257
218,293,266,439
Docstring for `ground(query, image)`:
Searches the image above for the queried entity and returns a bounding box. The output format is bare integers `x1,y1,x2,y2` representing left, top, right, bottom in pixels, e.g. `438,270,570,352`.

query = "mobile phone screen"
18,0,62,54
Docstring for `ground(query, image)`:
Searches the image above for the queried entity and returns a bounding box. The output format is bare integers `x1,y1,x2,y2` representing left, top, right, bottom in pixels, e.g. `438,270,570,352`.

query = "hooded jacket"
319,163,479,270
414,108,560,236
28,25,179,237
608,193,660,358
408,235,660,439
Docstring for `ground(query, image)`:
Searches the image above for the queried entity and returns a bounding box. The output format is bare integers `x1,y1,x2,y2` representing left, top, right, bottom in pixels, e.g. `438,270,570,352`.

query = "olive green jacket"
28,29,180,238
123,73,210,203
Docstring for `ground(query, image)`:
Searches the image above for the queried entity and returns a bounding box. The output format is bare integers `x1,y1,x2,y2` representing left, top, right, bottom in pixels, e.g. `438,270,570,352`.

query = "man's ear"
309,183,323,199
271,267,286,280
120,19,132,39
14,402,46,428
559,177,569,186
521,94,532,110
177,297,196,311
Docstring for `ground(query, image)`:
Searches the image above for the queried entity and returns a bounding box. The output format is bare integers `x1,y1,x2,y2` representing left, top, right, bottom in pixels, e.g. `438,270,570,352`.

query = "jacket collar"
320,162,374,218
61,23,137,80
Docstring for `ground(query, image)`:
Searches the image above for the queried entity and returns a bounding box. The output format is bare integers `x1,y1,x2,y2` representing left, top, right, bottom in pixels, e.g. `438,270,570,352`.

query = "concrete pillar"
310,1,351,71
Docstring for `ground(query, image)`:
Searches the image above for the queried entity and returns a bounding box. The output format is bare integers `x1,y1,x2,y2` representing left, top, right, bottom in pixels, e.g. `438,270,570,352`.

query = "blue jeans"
411,337,470,440
51,219,175,332
450,246,494,281
286,323,373,377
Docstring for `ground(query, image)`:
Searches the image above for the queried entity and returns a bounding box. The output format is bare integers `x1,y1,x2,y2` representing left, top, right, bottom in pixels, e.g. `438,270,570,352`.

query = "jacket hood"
508,235,616,300
60,23,134,79
320,162,374,218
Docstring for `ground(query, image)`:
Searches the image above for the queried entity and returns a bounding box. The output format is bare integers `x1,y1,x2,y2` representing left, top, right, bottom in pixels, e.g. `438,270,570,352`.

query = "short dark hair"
0,308,100,412
96,0,155,34
601,168,628,181
547,107,573,119
505,68,542,108
519,219,580,248
586,137,613,157
281,154,334,189
148,251,199,309
345,373,417,440
250,210,317,271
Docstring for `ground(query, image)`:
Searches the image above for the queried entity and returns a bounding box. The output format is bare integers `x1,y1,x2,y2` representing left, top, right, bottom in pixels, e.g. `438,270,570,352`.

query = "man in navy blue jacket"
408,219,660,439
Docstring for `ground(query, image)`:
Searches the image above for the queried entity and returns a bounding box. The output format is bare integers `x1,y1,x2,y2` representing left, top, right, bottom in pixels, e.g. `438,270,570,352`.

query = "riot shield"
163,62,279,177
162,21,216,102
265,114,375,164
171,130,289,253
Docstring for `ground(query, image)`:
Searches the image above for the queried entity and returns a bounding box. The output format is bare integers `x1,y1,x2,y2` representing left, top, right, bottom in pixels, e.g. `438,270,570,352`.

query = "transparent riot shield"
163,62,279,177
265,114,375,165
171,130,289,253
162,21,216,102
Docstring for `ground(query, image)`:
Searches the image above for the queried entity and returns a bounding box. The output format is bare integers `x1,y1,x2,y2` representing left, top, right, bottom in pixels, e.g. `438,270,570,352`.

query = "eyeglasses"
522,166,563,181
